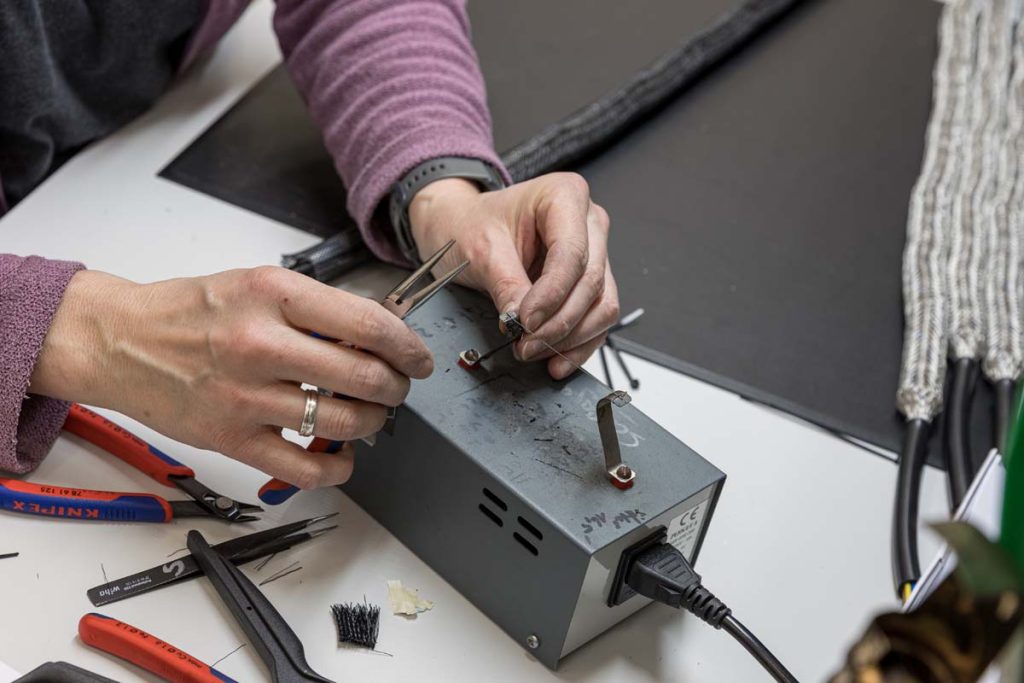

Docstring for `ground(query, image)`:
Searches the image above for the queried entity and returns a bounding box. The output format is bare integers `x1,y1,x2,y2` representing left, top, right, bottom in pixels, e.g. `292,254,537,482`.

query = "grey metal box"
344,287,725,668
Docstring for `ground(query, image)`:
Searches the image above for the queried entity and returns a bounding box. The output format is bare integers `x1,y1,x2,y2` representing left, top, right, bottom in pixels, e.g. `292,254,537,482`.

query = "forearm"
29,270,137,405
19,263,434,489
273,0,510,263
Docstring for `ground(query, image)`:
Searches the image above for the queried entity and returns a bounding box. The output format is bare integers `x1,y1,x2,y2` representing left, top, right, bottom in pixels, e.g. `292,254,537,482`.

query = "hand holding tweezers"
259,240,468,505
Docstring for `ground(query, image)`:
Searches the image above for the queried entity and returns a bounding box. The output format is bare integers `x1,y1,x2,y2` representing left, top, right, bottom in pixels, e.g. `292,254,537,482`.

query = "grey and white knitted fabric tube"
897,0,969,421
945,0,985,362
983,2,1024,382
1007,15,1024,383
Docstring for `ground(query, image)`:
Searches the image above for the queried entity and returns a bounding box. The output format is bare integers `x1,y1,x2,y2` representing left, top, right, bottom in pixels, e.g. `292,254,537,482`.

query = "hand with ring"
29,266,434,490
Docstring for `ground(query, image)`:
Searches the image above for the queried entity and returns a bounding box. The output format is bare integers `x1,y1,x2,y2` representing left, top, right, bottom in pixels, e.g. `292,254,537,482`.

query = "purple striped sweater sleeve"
0,254,84,473
272,0,510,265
0,1,507,469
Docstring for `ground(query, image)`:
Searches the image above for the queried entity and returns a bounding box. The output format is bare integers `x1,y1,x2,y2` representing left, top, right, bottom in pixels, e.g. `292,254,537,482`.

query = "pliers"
80,613,238,683
0,403,262,523
259,239,469,505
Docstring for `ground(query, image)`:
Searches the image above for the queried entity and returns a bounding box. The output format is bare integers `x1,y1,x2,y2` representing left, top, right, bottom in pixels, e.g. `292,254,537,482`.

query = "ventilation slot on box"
513,532,539,556
517,516,543,541
482,487,508,511
478,504,503,527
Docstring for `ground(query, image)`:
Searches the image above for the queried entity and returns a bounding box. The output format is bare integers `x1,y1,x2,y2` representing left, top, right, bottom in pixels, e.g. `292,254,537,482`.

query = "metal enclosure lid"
401,286,726,552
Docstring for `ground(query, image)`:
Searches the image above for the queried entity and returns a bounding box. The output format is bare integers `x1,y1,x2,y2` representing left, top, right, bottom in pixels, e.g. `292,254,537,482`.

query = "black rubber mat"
163,0,995,467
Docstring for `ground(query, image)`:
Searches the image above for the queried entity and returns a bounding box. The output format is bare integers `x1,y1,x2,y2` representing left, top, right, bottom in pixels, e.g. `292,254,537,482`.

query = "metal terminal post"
458,348,482,370
597,390,636,490
458,312,524,371
500,311,525,339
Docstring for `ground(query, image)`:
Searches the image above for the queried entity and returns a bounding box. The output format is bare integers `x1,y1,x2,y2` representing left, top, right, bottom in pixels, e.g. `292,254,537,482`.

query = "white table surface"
0,3,951,681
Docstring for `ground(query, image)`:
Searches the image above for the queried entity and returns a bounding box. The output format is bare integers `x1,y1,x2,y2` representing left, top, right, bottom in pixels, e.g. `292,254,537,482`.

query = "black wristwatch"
389,157,506,263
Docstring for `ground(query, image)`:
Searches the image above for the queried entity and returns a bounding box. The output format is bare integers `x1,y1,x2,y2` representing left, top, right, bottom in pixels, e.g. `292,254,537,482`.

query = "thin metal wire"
210,643,247,668
516,318,615,391
258,564,303,586
254,552,277,572
259,560,300,584
477,337,518,363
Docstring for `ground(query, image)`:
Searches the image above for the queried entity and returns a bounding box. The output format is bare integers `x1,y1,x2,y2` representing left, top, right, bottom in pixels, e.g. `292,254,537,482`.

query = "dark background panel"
161,0,994,467
470,0,736,150
572,0,944,454
162,67,349,239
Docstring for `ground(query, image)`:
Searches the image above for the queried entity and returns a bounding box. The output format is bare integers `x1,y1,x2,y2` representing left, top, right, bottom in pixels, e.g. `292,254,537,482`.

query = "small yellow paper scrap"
387,579,434,616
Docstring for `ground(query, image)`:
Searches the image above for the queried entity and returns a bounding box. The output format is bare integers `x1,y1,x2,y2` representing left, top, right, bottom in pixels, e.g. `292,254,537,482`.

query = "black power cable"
994,378,1015,454
945,357,978,510
626,542,798,682
893,418,929,600
721,615,794,683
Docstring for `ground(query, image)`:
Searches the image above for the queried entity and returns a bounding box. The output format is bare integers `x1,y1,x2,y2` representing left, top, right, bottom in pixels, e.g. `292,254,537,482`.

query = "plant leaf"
933,521,1022,595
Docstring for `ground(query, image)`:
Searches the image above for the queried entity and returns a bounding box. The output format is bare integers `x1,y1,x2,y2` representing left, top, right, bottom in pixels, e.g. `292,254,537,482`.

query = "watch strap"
390,157,505,263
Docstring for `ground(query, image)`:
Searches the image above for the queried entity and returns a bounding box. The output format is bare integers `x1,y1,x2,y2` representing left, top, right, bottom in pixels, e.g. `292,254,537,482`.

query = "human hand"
30,267,433,489
409,173,620,379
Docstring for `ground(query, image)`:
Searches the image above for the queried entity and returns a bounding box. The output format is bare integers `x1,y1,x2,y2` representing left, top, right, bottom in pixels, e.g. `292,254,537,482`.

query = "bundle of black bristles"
331,601,381,650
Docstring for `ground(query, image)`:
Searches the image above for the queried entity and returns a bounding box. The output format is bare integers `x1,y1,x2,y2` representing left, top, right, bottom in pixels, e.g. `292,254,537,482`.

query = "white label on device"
666,498,710,559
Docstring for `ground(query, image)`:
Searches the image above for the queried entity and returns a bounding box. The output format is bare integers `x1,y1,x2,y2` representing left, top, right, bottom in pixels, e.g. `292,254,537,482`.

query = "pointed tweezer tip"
304,512,341,526
429,260,469,292
448,259,470,279
389,240,456,302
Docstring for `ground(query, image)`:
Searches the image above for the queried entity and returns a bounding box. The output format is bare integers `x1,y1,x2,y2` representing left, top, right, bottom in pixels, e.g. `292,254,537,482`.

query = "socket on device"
344,286,724,669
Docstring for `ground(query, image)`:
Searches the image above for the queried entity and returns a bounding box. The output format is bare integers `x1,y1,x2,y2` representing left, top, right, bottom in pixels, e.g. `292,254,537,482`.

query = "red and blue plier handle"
0,479,176,523
63,403,195,485
0,404,194,523
257,436,345,505
80,613,238,682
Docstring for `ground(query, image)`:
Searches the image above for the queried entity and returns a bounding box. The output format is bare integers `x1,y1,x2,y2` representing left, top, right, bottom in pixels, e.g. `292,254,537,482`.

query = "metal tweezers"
381,238,469,321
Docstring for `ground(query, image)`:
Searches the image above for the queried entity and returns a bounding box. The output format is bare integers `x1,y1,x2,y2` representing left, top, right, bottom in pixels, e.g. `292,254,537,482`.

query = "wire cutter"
80,612,238,683
188,528,334,682
0,404,262,523
259,239,469,505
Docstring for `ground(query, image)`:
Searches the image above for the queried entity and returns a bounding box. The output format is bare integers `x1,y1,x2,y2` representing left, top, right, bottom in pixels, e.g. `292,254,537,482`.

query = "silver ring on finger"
298,388,320,437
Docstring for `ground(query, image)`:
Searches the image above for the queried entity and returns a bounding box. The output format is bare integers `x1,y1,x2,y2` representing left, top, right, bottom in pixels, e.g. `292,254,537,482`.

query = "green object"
1001,382,1024,577
934,522,1020,595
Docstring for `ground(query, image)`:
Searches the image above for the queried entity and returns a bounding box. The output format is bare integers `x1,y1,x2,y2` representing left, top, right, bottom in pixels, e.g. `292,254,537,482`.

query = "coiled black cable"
893,418,930,600
945,358,978,510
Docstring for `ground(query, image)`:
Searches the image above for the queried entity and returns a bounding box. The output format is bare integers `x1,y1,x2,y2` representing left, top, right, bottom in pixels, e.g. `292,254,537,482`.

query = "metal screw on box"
526,634,540,650
459,348,482,369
